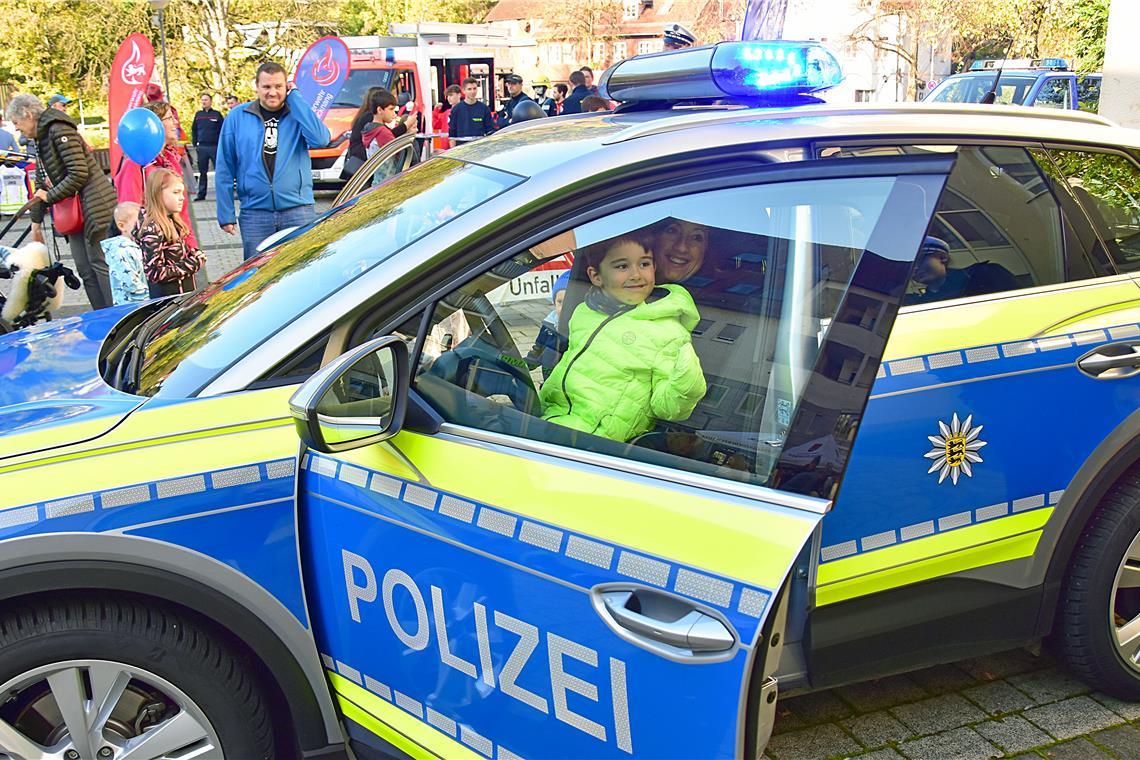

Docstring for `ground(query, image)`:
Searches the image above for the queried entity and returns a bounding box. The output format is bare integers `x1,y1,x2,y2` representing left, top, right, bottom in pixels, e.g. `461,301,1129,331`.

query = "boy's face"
447,91,461,106
553,288,566,315
377,104,398,123
463,83,479,103
588,241,655,305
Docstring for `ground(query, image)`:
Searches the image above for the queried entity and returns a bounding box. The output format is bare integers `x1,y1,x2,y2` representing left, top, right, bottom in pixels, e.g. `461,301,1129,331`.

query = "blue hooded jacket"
215,90,330,226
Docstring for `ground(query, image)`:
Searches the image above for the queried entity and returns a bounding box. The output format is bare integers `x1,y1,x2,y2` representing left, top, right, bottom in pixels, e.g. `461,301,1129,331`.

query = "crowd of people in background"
0,21,697,320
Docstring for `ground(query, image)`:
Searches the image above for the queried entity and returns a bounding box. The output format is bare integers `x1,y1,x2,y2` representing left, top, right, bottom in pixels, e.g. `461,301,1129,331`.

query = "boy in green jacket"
540,234,707,442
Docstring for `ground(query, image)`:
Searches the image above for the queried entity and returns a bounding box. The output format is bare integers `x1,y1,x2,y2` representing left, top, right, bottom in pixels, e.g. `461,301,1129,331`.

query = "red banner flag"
108,34,155,174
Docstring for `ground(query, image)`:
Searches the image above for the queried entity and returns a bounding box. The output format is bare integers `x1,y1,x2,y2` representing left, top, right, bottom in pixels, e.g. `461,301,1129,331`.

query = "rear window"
134,158,523,397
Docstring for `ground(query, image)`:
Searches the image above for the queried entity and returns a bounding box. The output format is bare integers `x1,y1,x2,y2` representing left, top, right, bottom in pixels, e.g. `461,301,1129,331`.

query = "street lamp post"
148,0,171,100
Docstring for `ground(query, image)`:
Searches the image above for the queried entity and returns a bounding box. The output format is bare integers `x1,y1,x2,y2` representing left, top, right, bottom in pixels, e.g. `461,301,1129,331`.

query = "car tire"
0,595,275,758
1057,469,1140,698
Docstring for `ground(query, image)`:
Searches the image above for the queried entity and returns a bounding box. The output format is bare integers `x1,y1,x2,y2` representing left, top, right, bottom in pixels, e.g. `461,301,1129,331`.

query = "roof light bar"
969,57,1070,71
598,40,843,106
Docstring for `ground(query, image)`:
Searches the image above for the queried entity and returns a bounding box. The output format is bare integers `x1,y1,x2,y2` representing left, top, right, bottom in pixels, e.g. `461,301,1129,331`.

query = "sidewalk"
0,174,335,317
769,648,1140,759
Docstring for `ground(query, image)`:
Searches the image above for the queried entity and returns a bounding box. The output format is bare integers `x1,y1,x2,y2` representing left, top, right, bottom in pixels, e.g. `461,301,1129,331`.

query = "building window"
636,39,659,55
623,0,639,20
613,41,627,61
593,41,606,63
854,89,874,102
548,43,562,65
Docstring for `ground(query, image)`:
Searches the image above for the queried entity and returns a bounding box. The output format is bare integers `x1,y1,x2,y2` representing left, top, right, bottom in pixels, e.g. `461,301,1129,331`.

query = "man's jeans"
239,205,316,260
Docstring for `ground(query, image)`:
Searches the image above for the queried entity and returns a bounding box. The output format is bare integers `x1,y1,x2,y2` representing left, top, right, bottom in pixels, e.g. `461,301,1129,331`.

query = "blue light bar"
710,41,844,97
597,40,843,105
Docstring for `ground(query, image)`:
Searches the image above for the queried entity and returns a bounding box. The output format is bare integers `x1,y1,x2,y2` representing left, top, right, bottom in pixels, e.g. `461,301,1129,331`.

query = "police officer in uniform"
499,74,534,127
663,23,696,51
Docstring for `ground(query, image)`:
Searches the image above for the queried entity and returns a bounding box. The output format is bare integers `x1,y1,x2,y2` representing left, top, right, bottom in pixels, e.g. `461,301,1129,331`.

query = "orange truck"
311,28,509,184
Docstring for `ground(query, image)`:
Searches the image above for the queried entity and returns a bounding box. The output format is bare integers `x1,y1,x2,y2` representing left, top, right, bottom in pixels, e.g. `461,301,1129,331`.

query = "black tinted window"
1044,149,1140,271
906,146,1071,305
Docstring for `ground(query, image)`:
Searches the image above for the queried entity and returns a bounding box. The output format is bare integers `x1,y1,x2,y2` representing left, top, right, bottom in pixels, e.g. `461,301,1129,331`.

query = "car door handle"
600,590,735,653
1077,342,1140,379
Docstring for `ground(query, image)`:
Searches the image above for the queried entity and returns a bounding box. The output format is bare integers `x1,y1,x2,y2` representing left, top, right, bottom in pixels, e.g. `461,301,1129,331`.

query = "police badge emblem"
924,412,987,485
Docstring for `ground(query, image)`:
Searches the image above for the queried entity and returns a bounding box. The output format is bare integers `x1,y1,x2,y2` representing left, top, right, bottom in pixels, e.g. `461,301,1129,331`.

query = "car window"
906,145,1080,305
1043,149,1140,272
1077,76,1101,113
927,74,1036,105
332,68,394,109
409,176,923,491
1034,77,1072,109
135,159,523,397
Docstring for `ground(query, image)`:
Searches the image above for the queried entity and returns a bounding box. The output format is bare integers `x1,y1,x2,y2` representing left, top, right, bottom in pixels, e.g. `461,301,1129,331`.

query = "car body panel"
300,433,820,758
822,279,1140,605
0,303,148,460
3,102,1140,757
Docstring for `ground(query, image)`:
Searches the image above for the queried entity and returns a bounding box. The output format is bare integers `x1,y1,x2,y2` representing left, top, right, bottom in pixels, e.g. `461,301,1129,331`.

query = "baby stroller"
0,200,81,335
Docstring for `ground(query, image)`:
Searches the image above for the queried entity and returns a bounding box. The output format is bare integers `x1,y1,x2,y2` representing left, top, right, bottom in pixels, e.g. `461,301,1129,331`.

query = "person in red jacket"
114,101,198,250
431,85,461,151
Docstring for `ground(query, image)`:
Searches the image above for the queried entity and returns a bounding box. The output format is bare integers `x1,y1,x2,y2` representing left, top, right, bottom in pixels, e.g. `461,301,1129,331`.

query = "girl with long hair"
134,168,204,297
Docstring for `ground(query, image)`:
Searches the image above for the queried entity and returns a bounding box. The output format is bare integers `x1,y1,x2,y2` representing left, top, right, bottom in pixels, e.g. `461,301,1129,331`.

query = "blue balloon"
117,107,164,166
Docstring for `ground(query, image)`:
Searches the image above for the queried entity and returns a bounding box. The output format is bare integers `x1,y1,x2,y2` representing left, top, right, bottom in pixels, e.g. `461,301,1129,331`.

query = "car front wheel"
0,596,274,759
1057,470,1140,698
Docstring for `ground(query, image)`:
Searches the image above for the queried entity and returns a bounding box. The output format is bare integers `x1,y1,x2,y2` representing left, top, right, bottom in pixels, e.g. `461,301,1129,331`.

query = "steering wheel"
427,336,539,413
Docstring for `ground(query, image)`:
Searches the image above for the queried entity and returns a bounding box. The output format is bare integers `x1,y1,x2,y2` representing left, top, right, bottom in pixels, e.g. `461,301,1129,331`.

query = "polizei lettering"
342,549,633,754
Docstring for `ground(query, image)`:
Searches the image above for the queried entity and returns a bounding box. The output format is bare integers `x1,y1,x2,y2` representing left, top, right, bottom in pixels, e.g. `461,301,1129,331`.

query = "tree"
0,0,151,117
1067,0,1109,71
540,0,624,68
694,0,748,45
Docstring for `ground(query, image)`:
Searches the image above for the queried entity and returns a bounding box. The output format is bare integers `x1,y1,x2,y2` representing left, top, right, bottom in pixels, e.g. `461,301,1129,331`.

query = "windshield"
134,158,523,397
332,68,394,109
926,73,1037,105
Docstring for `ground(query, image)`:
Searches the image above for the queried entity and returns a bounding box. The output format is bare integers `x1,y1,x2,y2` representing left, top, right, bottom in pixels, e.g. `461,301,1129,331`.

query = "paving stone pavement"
0,172,337,316
766,649,1140,759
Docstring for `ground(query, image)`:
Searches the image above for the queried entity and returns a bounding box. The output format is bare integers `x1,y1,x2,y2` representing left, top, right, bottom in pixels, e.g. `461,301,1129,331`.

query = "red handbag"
51,194,84,235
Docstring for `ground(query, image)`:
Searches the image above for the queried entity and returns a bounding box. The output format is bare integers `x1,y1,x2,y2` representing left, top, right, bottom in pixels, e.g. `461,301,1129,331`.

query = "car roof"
446,102,1138,179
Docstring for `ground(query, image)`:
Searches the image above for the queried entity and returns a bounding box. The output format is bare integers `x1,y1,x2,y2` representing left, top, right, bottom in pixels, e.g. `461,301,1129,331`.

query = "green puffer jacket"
540,284,707,442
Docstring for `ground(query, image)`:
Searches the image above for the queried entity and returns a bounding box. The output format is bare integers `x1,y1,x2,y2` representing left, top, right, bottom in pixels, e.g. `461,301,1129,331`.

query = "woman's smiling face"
654,220,708,283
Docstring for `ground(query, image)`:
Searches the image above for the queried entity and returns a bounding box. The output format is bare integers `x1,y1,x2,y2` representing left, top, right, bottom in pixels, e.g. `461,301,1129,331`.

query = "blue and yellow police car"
925,57,1102,112
2,40,1140,759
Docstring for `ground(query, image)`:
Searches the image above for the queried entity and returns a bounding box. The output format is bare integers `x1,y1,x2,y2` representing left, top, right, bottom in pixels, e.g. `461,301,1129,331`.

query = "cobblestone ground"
6,176,1140,760
770,648,1140,759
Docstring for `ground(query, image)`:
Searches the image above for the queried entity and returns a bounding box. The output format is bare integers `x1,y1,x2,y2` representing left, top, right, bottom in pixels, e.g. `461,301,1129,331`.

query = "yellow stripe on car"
816,508,1051,606
392,432,820,589
885,279,1140,361
329,672,480,759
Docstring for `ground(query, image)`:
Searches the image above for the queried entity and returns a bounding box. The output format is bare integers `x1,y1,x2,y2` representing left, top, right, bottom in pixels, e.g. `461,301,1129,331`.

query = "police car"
925,57,1102,112
2,40,1140,759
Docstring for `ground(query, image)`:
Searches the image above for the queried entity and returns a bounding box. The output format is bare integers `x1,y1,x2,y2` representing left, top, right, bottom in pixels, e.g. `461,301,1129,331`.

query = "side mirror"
288,336,410,454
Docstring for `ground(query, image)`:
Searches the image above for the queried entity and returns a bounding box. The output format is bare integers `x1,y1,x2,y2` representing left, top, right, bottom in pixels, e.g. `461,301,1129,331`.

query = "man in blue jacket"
216,61,331,259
